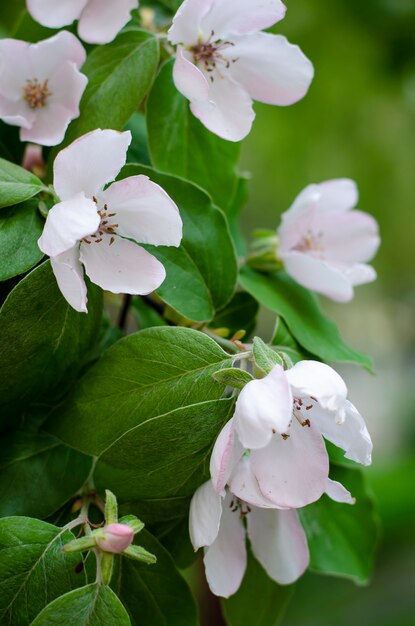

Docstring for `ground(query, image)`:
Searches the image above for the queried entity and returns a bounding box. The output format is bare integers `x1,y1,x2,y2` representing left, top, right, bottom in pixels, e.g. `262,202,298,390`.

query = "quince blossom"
278,179,380,301
168,0,314,141
26,0,138,45
0,32,87,146
38,129,182,312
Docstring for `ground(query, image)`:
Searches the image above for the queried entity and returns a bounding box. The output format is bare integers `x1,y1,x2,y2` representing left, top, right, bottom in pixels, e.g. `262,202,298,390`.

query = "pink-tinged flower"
168,0,314,141
95,523,134,554
189,479,309,598
38,129,183,313
0,32,87,146
278,179,381,302
22,144,46,178
26,0,138,45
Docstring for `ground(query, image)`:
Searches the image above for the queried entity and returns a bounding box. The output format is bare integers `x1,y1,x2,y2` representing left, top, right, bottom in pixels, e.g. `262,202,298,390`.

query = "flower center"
23,78,52,109
280,396,319,439
292,230,324,257
229,497,251,518
83,201,119,246
189,30,237,80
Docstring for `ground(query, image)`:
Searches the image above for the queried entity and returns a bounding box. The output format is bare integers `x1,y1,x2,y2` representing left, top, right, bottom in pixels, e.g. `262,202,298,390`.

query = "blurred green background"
239,1,415,624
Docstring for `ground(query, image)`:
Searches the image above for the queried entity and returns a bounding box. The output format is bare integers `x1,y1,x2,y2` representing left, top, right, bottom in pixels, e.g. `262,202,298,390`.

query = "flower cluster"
190,360,372,597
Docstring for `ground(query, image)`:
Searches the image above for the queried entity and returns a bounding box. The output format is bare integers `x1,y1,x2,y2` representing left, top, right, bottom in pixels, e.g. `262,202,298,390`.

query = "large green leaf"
47,327,234,456
0,261,102,427
113,529,197,626
62,28,159,147
299,466,380,584
31,584,130,626
222,549,294,626
0,158,45,209
0,517,86,625
210,291,259,340
147,59,241,213
239,266,372,368
0,200,43,280
120,164,238,322
0,431,92,519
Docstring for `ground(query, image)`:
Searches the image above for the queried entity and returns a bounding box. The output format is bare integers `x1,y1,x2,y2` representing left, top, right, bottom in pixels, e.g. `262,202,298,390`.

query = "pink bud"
22,144,46,178
96,523,134,554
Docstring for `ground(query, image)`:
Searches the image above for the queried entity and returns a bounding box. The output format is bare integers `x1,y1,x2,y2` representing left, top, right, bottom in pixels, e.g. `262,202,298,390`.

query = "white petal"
54,129,131,201
189,480,223,550
344,263,377,286
314,400,372,466
29,31,86,81
190,72,255,142
78,0,138,45
227,33,314,106
277,185,320,254
21,101,78,147
281,251,355,302
203,491,247,598
26,0,88,28
0,98,35,130
285,360,348,422
38,193,99,258
99,175,182,247
326,479,355,504
234,365,293,449
247,508,309,584
0,39,31,100
201,0,287,39
210,419,244,496
50,246,88,313
250,416,329,508
317,179,359,213
229,456,282,508
168,0,214,46
172,47,210,102
80,235,166,295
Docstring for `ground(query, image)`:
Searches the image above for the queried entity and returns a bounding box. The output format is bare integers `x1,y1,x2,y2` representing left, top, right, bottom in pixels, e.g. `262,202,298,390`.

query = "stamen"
23,78,52,109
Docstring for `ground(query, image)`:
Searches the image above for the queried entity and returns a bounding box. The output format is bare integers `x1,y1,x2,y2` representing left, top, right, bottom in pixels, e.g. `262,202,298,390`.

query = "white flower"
0,32,87,146
189,479,309,598
168,0,314,141
38,129,183,312
278,179,381,301
26,0,138,45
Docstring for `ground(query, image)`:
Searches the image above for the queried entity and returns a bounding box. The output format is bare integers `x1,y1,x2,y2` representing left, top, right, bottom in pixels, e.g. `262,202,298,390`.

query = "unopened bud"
95,523,134,554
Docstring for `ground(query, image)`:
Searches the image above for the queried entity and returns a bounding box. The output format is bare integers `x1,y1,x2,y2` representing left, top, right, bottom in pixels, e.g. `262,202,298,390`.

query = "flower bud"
95,523,134,554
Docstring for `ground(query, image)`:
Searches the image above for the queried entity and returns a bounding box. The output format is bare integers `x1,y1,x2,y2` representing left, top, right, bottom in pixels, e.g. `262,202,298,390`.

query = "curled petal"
172,47,210,102
229,456,282,509
326,479,355,504
210,419,244,496
189,480,223,550
78,0,138,45
54,129,131,201
29,31,86,80
26,0,89,28
317,179,359,213
247,508,309,584
38,193,99,258
50,247,88,313
168,0,214,46
234,365,293,449
344,263,377,287
80,235,166,295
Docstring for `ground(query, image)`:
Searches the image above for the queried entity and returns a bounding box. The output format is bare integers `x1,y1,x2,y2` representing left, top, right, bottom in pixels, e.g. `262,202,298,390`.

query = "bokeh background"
239,1,415,624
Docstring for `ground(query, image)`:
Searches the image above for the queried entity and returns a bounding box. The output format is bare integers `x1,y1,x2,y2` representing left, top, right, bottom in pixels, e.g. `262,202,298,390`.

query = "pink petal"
250,416,329,508
317,179,359,213
278,185,320,254
26,0,88,28
99,175,182,247
189,480,223,550
210,419,244,496
172,47,210,102
226,33,314,106
50,246,88,313
29,31,86,81
190,72,255,142
53,129,131,201
96,523,134,553
233,365,293,449
80,234,166,295
203,491,247,598
326,479,355,504
0,39,31,100
313,399,372,466
229,456,283,509
78,0,138,45
247,508,309,584
168,0,214,46
38,193,99,258
201,0,287,39
281,251,355,302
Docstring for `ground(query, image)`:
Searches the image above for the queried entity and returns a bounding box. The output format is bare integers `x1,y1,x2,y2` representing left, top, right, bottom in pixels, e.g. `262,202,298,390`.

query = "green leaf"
31,584,131,626
299,466,380,584
253,336,284,374
0,431,92,519
0,200,44,280
212,368,254,390
0,261,103,426
210,291,259,340
120,164,238,322
147,58,241,213
0,517,86,625
125,112,151,165
271,316,308,364
239,267,372,368
113,529,198,626
131,296,165,329
222,549,294,626
0,158,45,209
62,28,159,147
47,327,234,456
